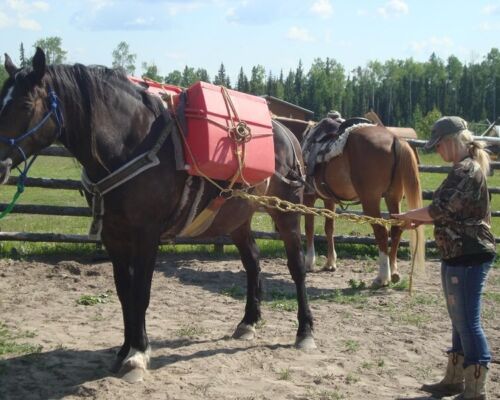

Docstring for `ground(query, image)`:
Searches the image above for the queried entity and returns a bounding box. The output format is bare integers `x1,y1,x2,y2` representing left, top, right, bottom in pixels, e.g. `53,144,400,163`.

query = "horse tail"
398,139,426,273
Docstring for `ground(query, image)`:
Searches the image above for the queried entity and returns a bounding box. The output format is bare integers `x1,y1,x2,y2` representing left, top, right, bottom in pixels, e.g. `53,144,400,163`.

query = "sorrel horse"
301,117,425,286
0,48,315,381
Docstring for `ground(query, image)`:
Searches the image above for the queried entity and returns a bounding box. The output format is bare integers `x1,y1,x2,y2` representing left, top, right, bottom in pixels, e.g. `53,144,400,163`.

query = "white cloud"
18,17,41,30
377,0,409,18
482,4,500,15
480,21,500,31
286,26,314,42
310,0,333,19
0,11,11,28
0,0,49,30
410,36,454,55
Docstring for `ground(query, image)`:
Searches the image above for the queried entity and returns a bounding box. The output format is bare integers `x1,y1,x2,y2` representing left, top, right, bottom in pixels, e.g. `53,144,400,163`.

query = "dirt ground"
0,252,499,400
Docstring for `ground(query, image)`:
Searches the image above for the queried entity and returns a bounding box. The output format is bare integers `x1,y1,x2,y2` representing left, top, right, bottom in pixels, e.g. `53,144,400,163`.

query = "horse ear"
32,47,46,83
4,53,17,77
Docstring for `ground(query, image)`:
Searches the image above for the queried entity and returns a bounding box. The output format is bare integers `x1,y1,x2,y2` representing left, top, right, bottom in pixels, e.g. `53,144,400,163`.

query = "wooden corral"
263,95,314,121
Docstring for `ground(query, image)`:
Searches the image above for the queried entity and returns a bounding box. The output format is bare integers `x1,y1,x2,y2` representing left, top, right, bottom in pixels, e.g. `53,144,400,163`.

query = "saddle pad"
302,122,374,175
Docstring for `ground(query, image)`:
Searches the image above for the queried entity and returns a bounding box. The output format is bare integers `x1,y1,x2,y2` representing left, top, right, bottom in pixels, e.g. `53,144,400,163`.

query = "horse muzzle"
0,158,13,184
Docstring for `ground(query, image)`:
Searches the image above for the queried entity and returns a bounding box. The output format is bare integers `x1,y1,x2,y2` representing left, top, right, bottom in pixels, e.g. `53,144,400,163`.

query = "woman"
393,116,496,400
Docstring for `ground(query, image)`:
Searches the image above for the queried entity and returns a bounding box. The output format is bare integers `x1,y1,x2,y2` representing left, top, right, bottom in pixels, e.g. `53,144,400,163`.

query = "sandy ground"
0,252,499,400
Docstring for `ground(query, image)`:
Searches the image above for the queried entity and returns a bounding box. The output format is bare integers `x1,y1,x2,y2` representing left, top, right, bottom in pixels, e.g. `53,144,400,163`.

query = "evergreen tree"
213,63,231,88
19,42,28,68
181,66,197,87
236,67,250,93
249,65,265,95
195,68,210,83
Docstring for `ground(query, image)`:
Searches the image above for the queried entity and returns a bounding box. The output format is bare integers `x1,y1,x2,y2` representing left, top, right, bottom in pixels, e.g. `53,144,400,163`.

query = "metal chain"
223,189,405,229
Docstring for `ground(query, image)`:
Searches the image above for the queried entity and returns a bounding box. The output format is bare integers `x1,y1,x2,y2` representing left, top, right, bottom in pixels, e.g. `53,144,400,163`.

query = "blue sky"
0,0,499,82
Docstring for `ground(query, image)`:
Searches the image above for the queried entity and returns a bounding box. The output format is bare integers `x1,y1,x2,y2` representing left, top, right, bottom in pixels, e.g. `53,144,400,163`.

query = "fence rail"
1,141,500,246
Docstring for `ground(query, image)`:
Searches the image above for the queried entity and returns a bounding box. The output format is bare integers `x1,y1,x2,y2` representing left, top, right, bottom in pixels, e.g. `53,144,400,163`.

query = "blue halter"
0,87,64,185
0,87,63,219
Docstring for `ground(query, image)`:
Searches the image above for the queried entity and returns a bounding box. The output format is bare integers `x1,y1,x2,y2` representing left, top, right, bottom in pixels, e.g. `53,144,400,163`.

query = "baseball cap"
425,116,468,149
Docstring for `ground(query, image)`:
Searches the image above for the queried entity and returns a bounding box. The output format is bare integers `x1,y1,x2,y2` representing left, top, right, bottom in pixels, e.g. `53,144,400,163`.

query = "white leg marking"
124,346,151,371
305,243,316,271
374,251,390,286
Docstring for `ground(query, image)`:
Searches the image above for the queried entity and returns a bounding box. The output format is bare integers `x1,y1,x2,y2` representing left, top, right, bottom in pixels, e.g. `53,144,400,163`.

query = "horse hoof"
295,335,317,351
232,323,256,340
121,366,146,383
391,273,401,283
371,277,389,289
322,264,337,272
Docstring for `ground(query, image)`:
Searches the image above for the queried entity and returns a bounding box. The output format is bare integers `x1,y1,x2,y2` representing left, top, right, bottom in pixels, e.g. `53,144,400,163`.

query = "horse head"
0,47,63,183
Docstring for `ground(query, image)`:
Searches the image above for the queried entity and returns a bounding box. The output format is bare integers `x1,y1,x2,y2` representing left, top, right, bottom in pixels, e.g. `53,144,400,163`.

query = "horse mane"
43,63,165,158
46,64,164,117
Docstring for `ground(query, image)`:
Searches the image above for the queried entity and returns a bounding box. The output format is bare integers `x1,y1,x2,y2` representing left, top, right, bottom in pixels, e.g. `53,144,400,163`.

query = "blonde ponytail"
458,130,491,176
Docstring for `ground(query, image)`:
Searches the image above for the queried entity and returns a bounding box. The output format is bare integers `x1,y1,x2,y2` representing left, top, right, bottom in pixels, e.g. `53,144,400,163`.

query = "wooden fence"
1,140,500,249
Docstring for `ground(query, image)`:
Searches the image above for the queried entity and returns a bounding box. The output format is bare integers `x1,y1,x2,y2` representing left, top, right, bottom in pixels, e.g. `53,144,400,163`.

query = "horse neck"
48,67,158,181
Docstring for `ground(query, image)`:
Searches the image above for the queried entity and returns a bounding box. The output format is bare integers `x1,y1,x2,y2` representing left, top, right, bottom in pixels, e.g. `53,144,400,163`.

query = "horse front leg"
323,198,337,272
103,226,160,382
303,193,316,272
271,210,316,350
231,220,262,340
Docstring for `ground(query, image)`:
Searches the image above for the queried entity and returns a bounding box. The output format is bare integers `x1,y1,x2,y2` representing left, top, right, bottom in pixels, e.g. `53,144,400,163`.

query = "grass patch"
76,291,112,306
176,325,206,338
278,367,292,380
343,339,360,353
220,284,245,300
311,289,368,306
0,323,42,356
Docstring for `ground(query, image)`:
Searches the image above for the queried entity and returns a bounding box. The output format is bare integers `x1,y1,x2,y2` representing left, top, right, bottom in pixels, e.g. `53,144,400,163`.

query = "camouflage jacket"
428,157,496,261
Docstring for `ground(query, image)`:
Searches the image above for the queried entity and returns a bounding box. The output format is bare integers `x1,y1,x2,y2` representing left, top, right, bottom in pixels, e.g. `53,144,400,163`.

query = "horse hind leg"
360,199,391,287
385,193,404,283
323,198,337,272
231,220,262,340
304,193,317,272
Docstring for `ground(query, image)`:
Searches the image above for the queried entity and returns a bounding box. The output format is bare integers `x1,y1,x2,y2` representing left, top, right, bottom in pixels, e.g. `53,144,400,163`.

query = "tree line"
1,38,499,138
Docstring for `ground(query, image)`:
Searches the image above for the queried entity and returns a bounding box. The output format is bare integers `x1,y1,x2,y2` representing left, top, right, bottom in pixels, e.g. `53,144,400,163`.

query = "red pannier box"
128,76,183,108
181,81,275,184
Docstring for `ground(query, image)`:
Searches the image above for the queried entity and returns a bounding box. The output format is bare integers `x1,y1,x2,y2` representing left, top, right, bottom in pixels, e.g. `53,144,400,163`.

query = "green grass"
0,323,42,356
76,292,112,306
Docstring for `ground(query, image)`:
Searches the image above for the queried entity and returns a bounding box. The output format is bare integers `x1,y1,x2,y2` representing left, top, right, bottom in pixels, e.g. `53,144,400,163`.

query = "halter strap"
0,87,64,219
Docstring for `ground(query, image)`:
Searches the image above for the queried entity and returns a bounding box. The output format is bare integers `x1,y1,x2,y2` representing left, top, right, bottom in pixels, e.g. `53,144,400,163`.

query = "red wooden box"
181,81,275,184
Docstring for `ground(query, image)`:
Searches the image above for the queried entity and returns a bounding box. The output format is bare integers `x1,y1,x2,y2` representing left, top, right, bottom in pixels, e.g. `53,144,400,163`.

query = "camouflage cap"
425,116,468,149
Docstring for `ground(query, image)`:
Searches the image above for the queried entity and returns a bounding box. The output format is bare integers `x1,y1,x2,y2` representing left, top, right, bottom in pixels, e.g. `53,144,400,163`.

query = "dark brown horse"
0,48,315,381
301,118,425,286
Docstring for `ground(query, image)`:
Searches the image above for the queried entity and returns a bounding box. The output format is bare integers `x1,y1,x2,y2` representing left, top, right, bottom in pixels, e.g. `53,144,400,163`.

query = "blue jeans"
441,260,492,367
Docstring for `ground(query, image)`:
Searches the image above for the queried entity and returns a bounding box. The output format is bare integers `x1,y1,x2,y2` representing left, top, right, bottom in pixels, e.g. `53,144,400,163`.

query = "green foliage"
33,37,67,64
141,61,162,82
416,107,442,139
111,41,136,75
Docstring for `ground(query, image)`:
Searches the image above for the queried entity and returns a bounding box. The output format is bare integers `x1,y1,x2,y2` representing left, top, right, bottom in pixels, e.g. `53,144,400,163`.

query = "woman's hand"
391,213,423,230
